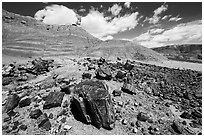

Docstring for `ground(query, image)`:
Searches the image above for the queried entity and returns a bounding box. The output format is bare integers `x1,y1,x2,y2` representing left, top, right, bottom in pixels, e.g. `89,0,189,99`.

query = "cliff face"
152,44,202,63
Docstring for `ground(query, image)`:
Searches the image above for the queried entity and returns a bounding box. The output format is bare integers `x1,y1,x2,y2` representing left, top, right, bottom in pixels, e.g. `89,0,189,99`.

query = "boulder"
171,121,183,134
60,84,73,94
4,94,20,113
124,60,134,70
71,80,115,130
2,64,15,77
122,83,138,95
180,111,191,119
43,92,65,109
2,77,13,86
96,64,112,80
115,70,126,79
82,73,92,79
29,109,43,119
137,112,149,122
19,97,31,108
112,89,122,97
37,113,51,131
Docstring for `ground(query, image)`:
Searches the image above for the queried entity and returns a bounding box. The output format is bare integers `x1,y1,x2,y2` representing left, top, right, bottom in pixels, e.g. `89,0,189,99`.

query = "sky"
2,2,202,48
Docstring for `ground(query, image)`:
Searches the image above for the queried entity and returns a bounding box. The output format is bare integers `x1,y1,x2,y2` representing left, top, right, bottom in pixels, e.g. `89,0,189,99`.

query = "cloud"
81,9,140,39
108,4,122,16
34,4,77,25
34,4,140,40
101,35,113,41
146,4,168,24
133,20,202,48
124,2,131,8
149,28,165,34
161,15,171,20
78,8,86,12
169,15,182,22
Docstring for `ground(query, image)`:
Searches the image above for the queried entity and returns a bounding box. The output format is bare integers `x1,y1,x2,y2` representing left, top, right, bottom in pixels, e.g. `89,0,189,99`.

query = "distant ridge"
2,9,167,61
152,44,202,63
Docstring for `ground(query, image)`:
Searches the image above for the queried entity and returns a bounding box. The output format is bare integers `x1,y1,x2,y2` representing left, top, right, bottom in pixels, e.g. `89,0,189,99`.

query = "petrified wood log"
71,80,115,130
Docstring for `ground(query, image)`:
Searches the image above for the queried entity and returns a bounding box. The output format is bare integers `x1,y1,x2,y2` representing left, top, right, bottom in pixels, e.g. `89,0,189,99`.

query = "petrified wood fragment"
71,80,115,130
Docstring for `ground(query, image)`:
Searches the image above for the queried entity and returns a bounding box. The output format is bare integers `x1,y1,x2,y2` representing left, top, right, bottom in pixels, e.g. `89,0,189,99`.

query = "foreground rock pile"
2,57,202,135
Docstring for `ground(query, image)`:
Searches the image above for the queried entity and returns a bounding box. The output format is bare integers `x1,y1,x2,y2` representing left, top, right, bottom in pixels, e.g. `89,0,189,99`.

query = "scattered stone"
49,113,54,119
118,101,123,107
19,97,31,108
180,111,191,119
122,119,128,125
132,128,138,133
2,124,9,130
191,110,202,118
182,121,187,125
61,117,66,123
4,94,20,113
29,109,43,119
115,70,126,79
136,121,142,127
124,60,134,70
137,112,149,122
165,102,170,107
113,89,122,97
62,100,69,108
82,73,92,79
19,124,27,131
3,116,11,122
95,64,112,80
122,83,137,95
171,121,183,134
154,127,159,131
43,92,65,109
116,107,122,113
64,125,72,130
37,113,51,131
60,84,72,94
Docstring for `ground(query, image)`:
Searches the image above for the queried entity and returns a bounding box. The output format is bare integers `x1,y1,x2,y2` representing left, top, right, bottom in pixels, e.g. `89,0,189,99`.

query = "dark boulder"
60,84,73,94
122,83,137,95
171,121,183,134
95,64,112,80
137,112,149,122
2,64,15,77
19,124,27,131
124,60,134,70
29,109,43,119
37,113,51,131
71,80,115,130
180,111,191,119
191,110,202,119
43,92,65,109
82,73,92,79
19,97,31,108
112,89,122,97
4,94,20,113
115,70,126,79
2,77,13,86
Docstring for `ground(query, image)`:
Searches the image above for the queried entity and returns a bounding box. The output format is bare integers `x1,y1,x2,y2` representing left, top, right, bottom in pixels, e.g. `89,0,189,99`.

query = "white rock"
64,125,72,130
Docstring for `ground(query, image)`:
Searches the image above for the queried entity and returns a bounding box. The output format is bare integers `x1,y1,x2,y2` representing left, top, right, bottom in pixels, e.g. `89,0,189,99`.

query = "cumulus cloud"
133,20,202,48
149,28,165,34
34,4,140,40
101,35,113,41
161,15,171,20
78,8,86,12
34,4,77,25
146,4,168,24
169,15,182,22
108,4,122,16
81,9,140,39
124,2,131,8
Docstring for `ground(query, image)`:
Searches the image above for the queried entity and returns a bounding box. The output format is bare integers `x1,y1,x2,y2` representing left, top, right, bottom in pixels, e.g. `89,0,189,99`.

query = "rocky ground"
2,57,202,135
